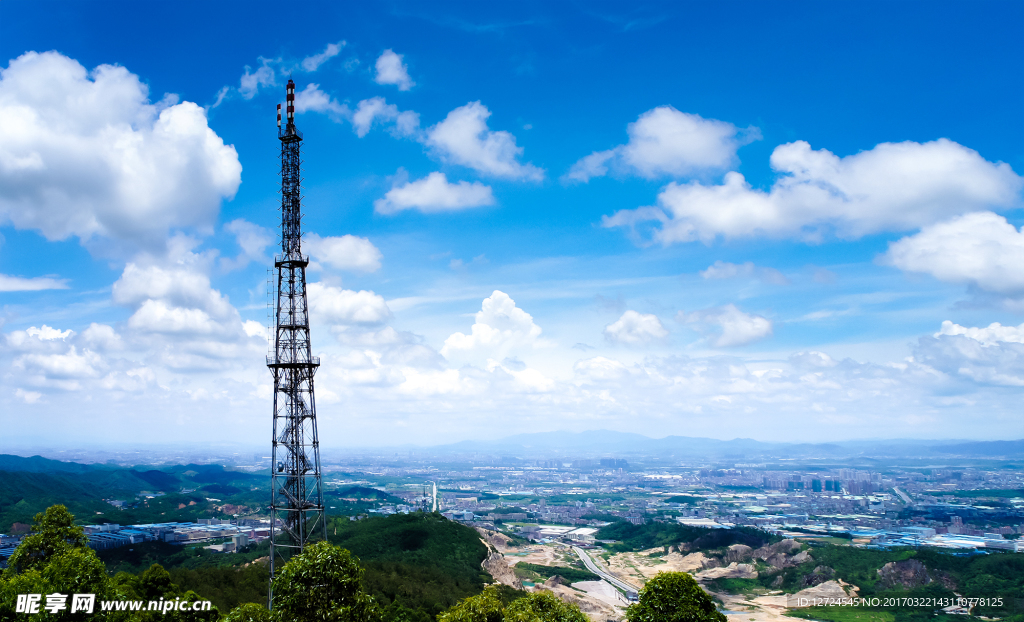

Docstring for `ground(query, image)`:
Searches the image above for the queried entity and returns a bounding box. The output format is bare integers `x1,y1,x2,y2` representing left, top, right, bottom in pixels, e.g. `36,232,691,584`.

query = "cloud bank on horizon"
0,2,1022,446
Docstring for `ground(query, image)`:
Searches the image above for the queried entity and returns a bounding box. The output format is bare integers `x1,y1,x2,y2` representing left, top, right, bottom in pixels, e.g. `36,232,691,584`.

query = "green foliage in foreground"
326,512,492,619
0,505,218,621
88,510,501,621
625,572,726,622
271,541,379,622
99,540,271,574
168,564,269,615
596,522,780,553
513,563,598,584
437,586,587,622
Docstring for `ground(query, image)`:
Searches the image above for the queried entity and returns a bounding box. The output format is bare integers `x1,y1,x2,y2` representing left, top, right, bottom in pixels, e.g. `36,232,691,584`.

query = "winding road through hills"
572,546,641,597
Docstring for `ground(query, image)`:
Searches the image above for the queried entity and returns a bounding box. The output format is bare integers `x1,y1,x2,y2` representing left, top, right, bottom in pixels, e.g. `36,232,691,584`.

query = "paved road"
572,546,640,596
893,487,912,505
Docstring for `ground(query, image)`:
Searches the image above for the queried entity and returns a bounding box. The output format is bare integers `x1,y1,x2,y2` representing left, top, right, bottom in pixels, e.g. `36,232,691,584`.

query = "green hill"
595,521,780,552
327,512,495,621
0,459,268,532
0,471,109,530
96,512,505,621
0,454,113,473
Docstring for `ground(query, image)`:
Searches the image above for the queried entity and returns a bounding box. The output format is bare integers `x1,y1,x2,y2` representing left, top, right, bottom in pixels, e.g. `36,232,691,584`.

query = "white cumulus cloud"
79,323,123,351
882,211,1024,295
308,283,391,326
0,274,68,291
295,88,419,138
374,171,495,215
304,233,383,272
238,57,276,99
0,51,242,252
27,325,74,341
700,260,789,285
566,107,758,182
15,388,42,404
441,291,544,361
681,304,773,347
112,262,246,341
293,83,350,120
915,324,1024,387
16,347,103,381
603,310,668,345
603,139,1022,244
302,41,345,72
935,320,1024,346
221,219,274,271
426,102,543,180
374,49,415,91
351,97,400,137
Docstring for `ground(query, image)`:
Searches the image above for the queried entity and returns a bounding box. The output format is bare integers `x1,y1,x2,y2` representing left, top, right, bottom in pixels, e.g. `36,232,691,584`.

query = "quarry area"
478,528,875,622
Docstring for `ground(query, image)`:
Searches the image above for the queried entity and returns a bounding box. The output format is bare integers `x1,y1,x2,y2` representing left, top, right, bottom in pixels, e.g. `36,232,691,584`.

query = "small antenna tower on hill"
268,79,326,608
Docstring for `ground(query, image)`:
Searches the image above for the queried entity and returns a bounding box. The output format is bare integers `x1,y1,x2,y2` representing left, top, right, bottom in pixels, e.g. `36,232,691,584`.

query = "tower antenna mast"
268,79,326,608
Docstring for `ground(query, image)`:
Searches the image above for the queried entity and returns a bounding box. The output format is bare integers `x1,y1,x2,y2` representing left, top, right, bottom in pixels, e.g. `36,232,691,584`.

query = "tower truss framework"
268,79,325,607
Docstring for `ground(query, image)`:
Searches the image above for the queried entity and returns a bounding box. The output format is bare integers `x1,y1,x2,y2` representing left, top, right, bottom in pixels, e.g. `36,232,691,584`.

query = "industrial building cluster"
0,519,275,567
81,519,271,551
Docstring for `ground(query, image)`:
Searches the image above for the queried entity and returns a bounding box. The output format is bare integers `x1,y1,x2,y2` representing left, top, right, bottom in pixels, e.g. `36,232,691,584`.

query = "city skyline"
1,1,1022,447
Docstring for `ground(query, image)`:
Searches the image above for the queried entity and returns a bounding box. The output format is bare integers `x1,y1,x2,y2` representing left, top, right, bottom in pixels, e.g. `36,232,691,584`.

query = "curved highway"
572,546,641,597
893,487,913,505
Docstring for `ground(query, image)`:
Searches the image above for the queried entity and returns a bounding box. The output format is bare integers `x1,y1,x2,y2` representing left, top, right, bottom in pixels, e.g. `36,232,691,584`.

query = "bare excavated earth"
482,550,523,589
474,537,627,620
598,537,812,589
533,577,625,622
479,533,828,622
787,580,859,605
502,542,579,568
709,591,796,622
572,580,629,609
475,527,516,552
705,579,861,622
695,562,758,580
599,549,669,586
600,548,717,585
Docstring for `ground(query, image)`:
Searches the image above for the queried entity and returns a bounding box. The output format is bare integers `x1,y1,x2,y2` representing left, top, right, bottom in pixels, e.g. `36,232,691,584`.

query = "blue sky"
1,1,1022,448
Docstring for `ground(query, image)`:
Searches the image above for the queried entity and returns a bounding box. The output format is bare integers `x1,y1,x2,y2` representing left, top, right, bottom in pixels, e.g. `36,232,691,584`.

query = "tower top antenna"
280,79,300,138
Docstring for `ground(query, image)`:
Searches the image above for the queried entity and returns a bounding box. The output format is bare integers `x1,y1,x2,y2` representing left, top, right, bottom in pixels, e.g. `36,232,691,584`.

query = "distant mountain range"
367,430,1024,460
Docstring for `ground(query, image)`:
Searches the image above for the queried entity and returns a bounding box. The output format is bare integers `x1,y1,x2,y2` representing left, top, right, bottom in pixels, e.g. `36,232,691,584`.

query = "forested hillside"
0,455,266,531
327,513,500,622
85,512,503,620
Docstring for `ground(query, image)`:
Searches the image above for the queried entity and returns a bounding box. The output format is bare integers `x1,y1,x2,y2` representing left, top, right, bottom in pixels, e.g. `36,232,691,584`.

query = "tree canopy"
0,505,217,622
5,505,88,574
625,572,726,622
271,541,380,622
437,586,587,622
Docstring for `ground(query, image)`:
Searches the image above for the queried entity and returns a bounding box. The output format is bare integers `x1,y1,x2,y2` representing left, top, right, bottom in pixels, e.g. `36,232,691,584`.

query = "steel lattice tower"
268,79,325,608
